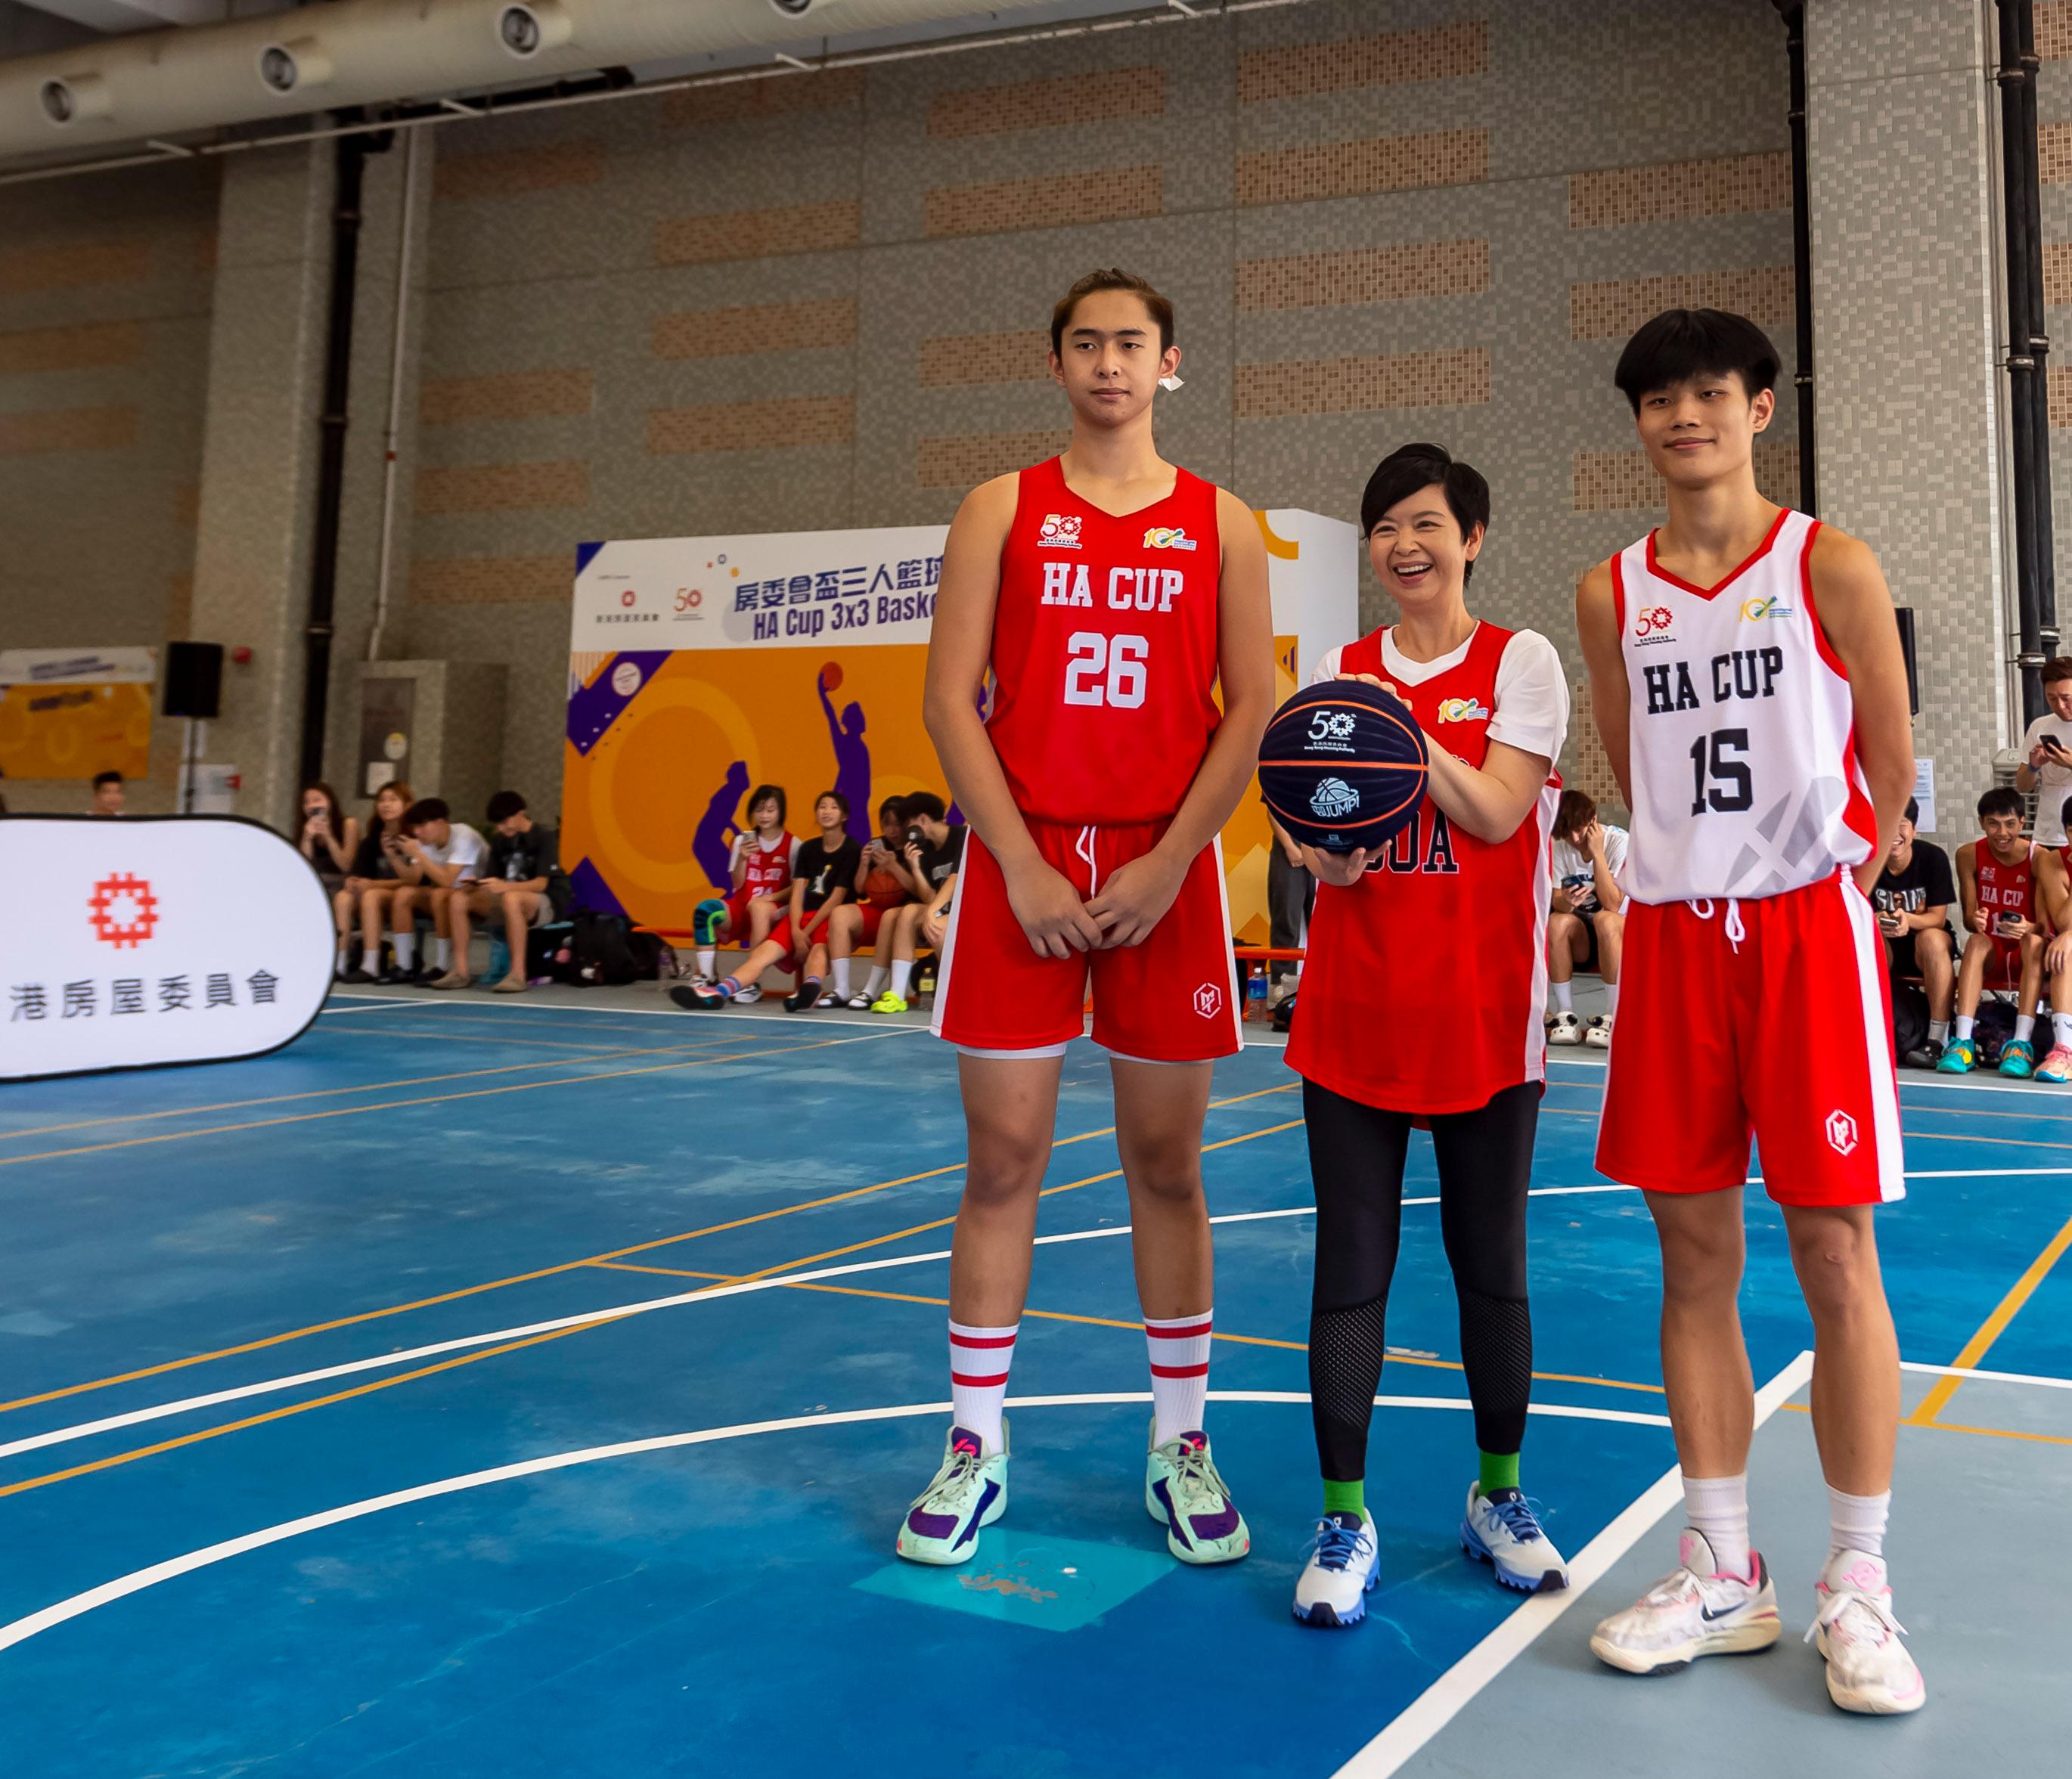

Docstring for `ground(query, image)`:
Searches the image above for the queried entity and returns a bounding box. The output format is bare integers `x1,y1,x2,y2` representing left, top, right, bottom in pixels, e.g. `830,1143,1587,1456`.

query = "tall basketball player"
895,269,1274,1567
1578,310,1925,1713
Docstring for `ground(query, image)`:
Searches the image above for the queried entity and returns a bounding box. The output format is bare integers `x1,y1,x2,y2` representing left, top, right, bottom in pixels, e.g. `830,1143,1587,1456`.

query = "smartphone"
1997,911,2024,935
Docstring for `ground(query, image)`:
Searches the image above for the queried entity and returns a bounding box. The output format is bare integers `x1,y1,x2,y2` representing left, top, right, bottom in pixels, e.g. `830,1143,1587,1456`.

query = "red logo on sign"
620,589,637,609
88,872,158,948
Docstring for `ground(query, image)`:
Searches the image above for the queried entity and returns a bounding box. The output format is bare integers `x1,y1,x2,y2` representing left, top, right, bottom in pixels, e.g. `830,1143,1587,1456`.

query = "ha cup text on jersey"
1639,644,1787,715
1039,561,1188,612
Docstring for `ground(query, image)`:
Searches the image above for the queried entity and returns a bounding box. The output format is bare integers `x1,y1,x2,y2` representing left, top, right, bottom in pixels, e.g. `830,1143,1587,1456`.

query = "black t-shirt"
1872,841,1955,931
794,835,863,914
920,825,966,894
490,823,560,884
351,820,400,880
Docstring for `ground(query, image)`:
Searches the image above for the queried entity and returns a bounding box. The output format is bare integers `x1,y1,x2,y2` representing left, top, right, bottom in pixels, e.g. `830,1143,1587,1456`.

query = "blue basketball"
1258,678,1428,852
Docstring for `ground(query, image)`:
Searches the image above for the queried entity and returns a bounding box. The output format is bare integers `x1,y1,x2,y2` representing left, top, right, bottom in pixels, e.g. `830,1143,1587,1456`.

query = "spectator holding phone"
297,781,358,898
446,790,569,994
2015,656,2072,847
1871,798,1956,1067
337,779,416,981
1940,786,2046,1076
1545,789,1627,1048
398,798,487,988
833,795,918,1009
870,790,963,1014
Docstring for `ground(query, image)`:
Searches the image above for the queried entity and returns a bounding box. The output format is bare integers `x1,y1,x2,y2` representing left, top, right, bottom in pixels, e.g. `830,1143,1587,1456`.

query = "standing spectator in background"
398,798,487,990
448,791,569,994
1264,800,1314,1015
1940,786,2046,1076
1871,798,1956,1068
2015,657,2072,847
693,784,799,995
89,770,124,816
832,795,917,1009
337,779,415,981
298,782,358,903
2032,829,2072,1083
871,791,963,1015
1545,789,1627,1048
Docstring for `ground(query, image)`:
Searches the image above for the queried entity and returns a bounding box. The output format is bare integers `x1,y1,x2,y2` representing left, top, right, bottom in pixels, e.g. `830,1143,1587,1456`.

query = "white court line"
1332,1349,1816,1779
1900,1359,2072,1390
321,994,935,1039
0,1390,1670,1657
1550,1049,2072,1105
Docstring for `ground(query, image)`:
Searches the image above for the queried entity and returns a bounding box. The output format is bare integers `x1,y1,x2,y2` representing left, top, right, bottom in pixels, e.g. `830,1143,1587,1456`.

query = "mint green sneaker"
1145,1421,1250,1564
895,1423,1007,1566
1936,1037,1977,1074
1999,1037,2036,1079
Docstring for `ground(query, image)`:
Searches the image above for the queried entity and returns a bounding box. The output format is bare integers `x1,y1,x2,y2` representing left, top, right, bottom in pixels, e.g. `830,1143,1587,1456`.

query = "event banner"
562,512,1357,941
0,817,332,1081
0,646,154,782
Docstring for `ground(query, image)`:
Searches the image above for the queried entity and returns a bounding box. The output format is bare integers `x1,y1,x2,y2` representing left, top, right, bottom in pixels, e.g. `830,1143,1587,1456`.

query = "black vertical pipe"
1997,0,2046,727
2018,0,2060,683
1773,2,1816,513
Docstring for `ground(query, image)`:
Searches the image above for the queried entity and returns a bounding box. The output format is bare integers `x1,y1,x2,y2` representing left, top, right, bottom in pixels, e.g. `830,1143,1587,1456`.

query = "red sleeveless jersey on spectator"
1287,622,1559,1115
984,456,1223,826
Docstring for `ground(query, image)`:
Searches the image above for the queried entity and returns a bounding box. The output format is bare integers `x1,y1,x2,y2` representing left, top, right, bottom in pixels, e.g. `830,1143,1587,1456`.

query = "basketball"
819,660,842,693
1258,678,1428,852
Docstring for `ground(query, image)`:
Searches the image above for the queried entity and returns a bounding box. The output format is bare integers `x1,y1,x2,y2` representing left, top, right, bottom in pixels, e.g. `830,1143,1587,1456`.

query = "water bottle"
1245,962,1267,1021
916,962,937,1009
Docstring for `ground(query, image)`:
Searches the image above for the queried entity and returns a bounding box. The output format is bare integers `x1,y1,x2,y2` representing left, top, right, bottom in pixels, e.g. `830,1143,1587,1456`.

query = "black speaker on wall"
162,641,223,721
1894,607,1919,717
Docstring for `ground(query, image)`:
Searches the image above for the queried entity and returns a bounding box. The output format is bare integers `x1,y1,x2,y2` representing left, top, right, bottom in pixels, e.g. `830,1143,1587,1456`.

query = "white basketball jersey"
1614,508,1876,904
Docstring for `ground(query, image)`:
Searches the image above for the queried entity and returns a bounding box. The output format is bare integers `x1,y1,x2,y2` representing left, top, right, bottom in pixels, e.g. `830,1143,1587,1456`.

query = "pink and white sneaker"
2034,1043,2072,1085
1806,1549,1926,1714
1590,1528,1782,1674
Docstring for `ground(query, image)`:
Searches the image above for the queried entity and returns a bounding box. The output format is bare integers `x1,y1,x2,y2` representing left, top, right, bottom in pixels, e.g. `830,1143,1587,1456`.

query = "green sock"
1322,1478,1365,1518
1478,1450,1521,1496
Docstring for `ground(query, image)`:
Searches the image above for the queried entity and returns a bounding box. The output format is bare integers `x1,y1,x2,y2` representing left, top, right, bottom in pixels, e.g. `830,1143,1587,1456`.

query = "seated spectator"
90,770,124,816
396,798,487,989
447,790,571,994
1871,797,1956,1067
693,783,799,996
830,795,917,1009
674,791,858,1011
2036,810,2072,1084
872,792,963,1015
297,781,359,901
1545,789,1626,1049
2015,656,2072,850
337,779,416,982
1264,798,1314,1018
1940,787,2046,1077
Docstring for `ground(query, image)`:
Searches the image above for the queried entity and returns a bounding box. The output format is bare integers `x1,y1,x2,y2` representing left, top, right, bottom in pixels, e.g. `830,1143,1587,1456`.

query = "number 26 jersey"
1614,507,1877,904
985,455,1224,826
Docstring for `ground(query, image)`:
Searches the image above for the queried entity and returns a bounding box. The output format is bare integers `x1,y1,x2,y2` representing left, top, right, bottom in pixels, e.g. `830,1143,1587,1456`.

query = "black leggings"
1304,1077,1539,1481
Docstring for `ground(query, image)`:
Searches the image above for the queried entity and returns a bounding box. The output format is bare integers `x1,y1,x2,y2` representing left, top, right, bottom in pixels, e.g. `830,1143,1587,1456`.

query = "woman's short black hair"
1614,308,1780,414
747,783,786,824
818,789,850,817
1359,442,1490,580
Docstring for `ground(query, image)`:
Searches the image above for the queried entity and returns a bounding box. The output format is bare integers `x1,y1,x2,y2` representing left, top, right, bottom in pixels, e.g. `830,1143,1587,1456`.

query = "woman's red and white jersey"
1975,841,2036,926
733,830,799,898
1288,621,1566,1116
1614,507,1876,904
985,456,1223,826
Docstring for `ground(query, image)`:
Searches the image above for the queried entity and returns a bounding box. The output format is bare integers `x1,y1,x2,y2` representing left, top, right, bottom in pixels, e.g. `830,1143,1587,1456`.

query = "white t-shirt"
418,824,486,882
1313,625,1571,763
1552,826,1630,913
2021,711,2072,845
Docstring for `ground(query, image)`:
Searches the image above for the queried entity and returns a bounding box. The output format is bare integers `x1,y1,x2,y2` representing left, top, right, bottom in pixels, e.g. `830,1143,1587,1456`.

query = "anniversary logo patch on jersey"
1437,696,1490,723
1142,525,1198,552
1632,604,1677,646
1038,513,1082,549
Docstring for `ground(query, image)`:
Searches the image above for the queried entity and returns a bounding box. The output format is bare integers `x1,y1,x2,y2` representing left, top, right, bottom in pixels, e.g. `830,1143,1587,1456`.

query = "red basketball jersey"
1975,841,2035,927
1287,622,1560,1115
985,456,1223,826
738,832,797,899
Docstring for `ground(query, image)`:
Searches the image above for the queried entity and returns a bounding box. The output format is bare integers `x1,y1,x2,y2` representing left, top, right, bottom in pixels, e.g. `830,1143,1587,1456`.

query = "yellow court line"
326,1026,675,1053
0,1038,743,1141
1785,1401,2072,1447
0,1084,1296,1417
0,1034,870,1172
0,1322,606,1501
1909,1204,2072,1425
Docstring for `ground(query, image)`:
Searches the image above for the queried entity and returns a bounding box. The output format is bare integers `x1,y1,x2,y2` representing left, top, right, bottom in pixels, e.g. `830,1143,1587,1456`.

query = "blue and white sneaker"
895,1423,1007,1566
1460,1482,1569,1593
1293,1511,1380,1628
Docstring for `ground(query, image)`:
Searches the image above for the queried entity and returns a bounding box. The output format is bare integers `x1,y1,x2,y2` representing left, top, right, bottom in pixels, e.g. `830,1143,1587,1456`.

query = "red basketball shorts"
1597,872,1903,1207
857,901,895,946
1984,936,2030,987
725,886,780,931
932,820,1242,1062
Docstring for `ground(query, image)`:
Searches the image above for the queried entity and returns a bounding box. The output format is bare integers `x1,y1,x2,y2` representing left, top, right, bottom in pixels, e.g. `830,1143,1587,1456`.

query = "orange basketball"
819,660,843,693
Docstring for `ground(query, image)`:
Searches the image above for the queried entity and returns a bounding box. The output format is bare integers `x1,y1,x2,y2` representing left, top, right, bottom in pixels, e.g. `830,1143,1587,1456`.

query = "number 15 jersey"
986,455,1223,826
1614,507,1876,903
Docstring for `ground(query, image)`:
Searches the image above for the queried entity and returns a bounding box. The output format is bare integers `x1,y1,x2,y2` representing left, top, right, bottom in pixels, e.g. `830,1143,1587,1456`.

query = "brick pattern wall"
920,328,1051,387
924,167,1164,238
0,320,144,375
1568,151,1791,228
917,429,1074,489
413,555,576,604
653,200,861,266
1569,267,1794,339
1236,130,1489,206
1236,240,1490,311
1236,349,1490,419
0,404,138,454
664,67,867,128
420,368,593,426
647,395,855,456
1236,21,1488,102
1572,445,1801,513
416,460,590,513
653,298,858,361
928,67,1165,138
434,140,604,202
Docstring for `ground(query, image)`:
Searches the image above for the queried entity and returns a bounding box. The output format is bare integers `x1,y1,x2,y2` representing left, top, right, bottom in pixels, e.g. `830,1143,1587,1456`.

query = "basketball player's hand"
1087,852,1186,949
1968,909,1990,934
1298,844,1369,888
2051,931,2072,976
1999,915,2037,939
1337,671,1404,700
1003,859,1105,957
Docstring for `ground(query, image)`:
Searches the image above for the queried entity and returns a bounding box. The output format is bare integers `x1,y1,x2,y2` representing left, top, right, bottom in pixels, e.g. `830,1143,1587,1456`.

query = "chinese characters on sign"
10,969,280,1020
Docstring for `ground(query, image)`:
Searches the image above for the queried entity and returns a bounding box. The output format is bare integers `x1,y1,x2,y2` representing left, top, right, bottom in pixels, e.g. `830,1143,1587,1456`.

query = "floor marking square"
852,1531,1173,1632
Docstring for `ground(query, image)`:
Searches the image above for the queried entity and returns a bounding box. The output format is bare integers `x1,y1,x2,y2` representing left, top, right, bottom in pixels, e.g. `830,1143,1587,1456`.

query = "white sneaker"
1806,1549,1926,1714
1459,1482,1568,1593
1584,1014,1612,1049
1546,1010,1583,1046
733,983,763,1004
689,972,714,990
1590,1529,1782,1674
1292,1510,1379,1628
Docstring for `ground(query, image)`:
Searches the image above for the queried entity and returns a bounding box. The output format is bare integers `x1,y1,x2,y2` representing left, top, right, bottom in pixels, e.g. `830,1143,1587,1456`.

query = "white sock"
948,1319,1017,1456
2015,1013,2036,1043
2054,1012,2072,1049
1955,1014,1975,1042
1144,1309,1212,1446
392,931,415,971
336,938,352,966
433,938,452,972
1605,981,1620,1015
696,947,715,978
1682,1472,1751,1579
833,957,851,998
864,964,890,998
1827,1485,1890,1560
1552,980,1574,1014
1929,1018,1949,1046
892,959,913,998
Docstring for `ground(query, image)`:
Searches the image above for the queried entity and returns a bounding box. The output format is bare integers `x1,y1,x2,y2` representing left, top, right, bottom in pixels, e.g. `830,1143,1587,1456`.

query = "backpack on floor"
1889,981,1929,1061
565,910,642,987
1973,994,2018,1065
